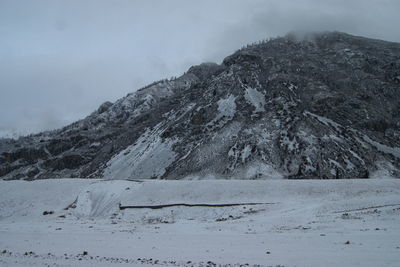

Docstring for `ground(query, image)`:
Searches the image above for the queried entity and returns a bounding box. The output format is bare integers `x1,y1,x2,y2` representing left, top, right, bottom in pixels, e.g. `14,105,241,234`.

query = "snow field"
1,178,400,266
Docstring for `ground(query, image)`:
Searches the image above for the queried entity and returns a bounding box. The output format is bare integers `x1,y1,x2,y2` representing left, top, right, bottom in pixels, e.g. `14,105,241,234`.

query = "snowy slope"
1,178,400,266
103,127,178,180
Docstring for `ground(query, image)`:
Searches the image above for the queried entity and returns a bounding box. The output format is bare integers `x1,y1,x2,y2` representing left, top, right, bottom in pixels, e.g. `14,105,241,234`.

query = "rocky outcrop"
1,32,400,180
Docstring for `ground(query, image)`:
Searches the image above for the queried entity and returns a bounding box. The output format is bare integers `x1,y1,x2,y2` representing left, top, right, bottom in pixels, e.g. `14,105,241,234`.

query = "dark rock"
45,154,86,170
97,101,113,114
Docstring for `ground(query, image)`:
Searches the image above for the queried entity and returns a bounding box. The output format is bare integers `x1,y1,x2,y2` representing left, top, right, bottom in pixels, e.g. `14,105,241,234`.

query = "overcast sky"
1,0,400,137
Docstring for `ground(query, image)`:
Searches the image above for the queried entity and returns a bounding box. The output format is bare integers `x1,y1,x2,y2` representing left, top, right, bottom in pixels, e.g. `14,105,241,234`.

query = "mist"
1,0,399,136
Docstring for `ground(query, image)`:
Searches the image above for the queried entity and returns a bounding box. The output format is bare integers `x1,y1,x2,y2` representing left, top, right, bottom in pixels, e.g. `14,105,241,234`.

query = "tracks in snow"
334,203,400,213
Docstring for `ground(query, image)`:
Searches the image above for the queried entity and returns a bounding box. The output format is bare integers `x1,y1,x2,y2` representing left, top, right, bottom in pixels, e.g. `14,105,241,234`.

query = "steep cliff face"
1,32,400,180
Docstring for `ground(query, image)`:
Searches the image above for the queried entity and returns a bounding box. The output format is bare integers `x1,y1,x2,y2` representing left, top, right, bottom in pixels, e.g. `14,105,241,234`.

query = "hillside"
1,32,400,180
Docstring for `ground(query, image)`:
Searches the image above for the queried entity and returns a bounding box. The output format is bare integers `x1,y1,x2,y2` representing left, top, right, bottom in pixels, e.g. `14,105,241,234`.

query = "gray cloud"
1,0,400,136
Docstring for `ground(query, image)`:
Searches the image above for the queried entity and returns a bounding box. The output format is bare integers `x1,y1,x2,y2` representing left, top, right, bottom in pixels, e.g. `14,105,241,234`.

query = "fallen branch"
334,203,400,213
119,202,275,210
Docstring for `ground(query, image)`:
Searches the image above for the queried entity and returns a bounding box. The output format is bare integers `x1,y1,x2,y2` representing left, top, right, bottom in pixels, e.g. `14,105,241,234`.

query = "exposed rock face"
1,32,400,180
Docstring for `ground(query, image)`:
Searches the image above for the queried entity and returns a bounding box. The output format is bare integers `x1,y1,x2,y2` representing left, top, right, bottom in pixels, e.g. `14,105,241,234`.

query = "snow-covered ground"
1,178,400,267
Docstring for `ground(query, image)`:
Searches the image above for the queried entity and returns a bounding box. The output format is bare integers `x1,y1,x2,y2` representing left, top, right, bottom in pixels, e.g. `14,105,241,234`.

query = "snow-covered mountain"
1,32,400,180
